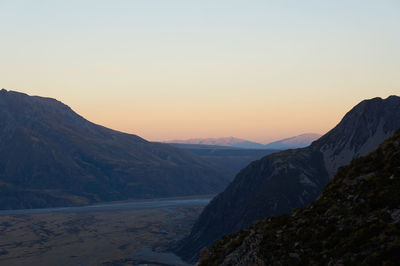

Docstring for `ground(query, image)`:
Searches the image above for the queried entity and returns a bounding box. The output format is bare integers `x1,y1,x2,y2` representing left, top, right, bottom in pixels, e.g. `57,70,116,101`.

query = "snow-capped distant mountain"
166,134,321,150
263,133,322,149
165,137,265,149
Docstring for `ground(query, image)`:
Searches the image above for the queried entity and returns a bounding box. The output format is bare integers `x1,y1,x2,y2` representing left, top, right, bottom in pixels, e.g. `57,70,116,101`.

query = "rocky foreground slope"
176,96,400,262
199,129,400,265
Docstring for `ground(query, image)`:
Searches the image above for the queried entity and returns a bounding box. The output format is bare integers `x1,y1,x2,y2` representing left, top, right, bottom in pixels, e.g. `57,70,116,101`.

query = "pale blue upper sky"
1,1,399,142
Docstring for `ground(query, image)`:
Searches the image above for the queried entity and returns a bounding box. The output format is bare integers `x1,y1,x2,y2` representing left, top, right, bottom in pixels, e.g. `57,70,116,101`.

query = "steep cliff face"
176,96,400,263
318,96,400,176
199,129,400,266
0,90,231,210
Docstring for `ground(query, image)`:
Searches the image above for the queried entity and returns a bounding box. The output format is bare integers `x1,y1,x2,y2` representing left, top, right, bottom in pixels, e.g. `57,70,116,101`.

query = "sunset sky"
1,1,399,143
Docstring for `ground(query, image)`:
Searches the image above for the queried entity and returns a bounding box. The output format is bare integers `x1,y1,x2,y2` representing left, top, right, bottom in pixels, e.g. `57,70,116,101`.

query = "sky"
0,0,399,143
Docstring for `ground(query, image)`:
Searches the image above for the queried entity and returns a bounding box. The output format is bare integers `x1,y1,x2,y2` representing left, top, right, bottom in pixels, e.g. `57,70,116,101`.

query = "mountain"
175,96,400,263
199,129,400,265
0,90,231,210
166,134,321,150
263,133,322,149
165,137,266,149
167,143,279,180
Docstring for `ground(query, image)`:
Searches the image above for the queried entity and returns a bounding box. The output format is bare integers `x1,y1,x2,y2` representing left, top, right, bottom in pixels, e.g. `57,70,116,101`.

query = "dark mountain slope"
176,96,400,262
199,129,400,266
0,90,230,209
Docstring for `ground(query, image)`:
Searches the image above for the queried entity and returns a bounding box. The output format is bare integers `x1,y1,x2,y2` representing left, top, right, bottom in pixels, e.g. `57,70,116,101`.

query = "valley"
0,196,210,266
2,1,399,264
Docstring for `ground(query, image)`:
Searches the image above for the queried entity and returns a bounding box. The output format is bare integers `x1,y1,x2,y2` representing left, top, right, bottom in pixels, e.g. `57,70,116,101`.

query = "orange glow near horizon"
61,91,392,143
1,1,399,142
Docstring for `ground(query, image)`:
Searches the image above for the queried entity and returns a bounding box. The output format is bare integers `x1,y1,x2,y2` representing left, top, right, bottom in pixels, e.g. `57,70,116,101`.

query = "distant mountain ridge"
166,137,264,149
166,133,321,150
0,90,231,210
264,133,322,149
199,129,400,265
175,95,400,263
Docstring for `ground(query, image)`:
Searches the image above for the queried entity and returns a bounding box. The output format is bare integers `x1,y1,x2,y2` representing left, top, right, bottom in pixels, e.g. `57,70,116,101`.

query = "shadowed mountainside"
0,90,231,210
199,129,400,265
175,96,400,263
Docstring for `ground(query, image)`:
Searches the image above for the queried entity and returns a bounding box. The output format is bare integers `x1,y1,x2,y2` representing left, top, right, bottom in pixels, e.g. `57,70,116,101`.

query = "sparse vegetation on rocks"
199,130,400,265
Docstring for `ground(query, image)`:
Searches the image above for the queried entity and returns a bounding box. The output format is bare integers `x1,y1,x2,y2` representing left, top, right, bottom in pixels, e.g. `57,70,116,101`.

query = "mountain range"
165,133,322,150
175,95,400,263
199,129,400,265
0,90,232,210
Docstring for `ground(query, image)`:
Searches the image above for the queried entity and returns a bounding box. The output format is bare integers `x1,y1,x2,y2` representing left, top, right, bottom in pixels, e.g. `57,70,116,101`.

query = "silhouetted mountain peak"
176,96,400,263
0,90,231,210
316,95,400,176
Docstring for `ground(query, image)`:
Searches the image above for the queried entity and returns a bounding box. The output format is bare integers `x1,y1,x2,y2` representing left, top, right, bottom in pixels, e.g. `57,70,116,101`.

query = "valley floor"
0,197,210,266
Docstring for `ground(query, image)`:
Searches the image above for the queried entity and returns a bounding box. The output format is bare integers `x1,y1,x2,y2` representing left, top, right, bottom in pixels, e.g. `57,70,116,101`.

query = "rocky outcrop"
199,129,400,265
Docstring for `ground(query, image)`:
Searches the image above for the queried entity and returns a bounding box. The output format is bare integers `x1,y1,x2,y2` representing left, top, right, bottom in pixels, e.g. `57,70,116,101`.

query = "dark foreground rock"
199,129,400,265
